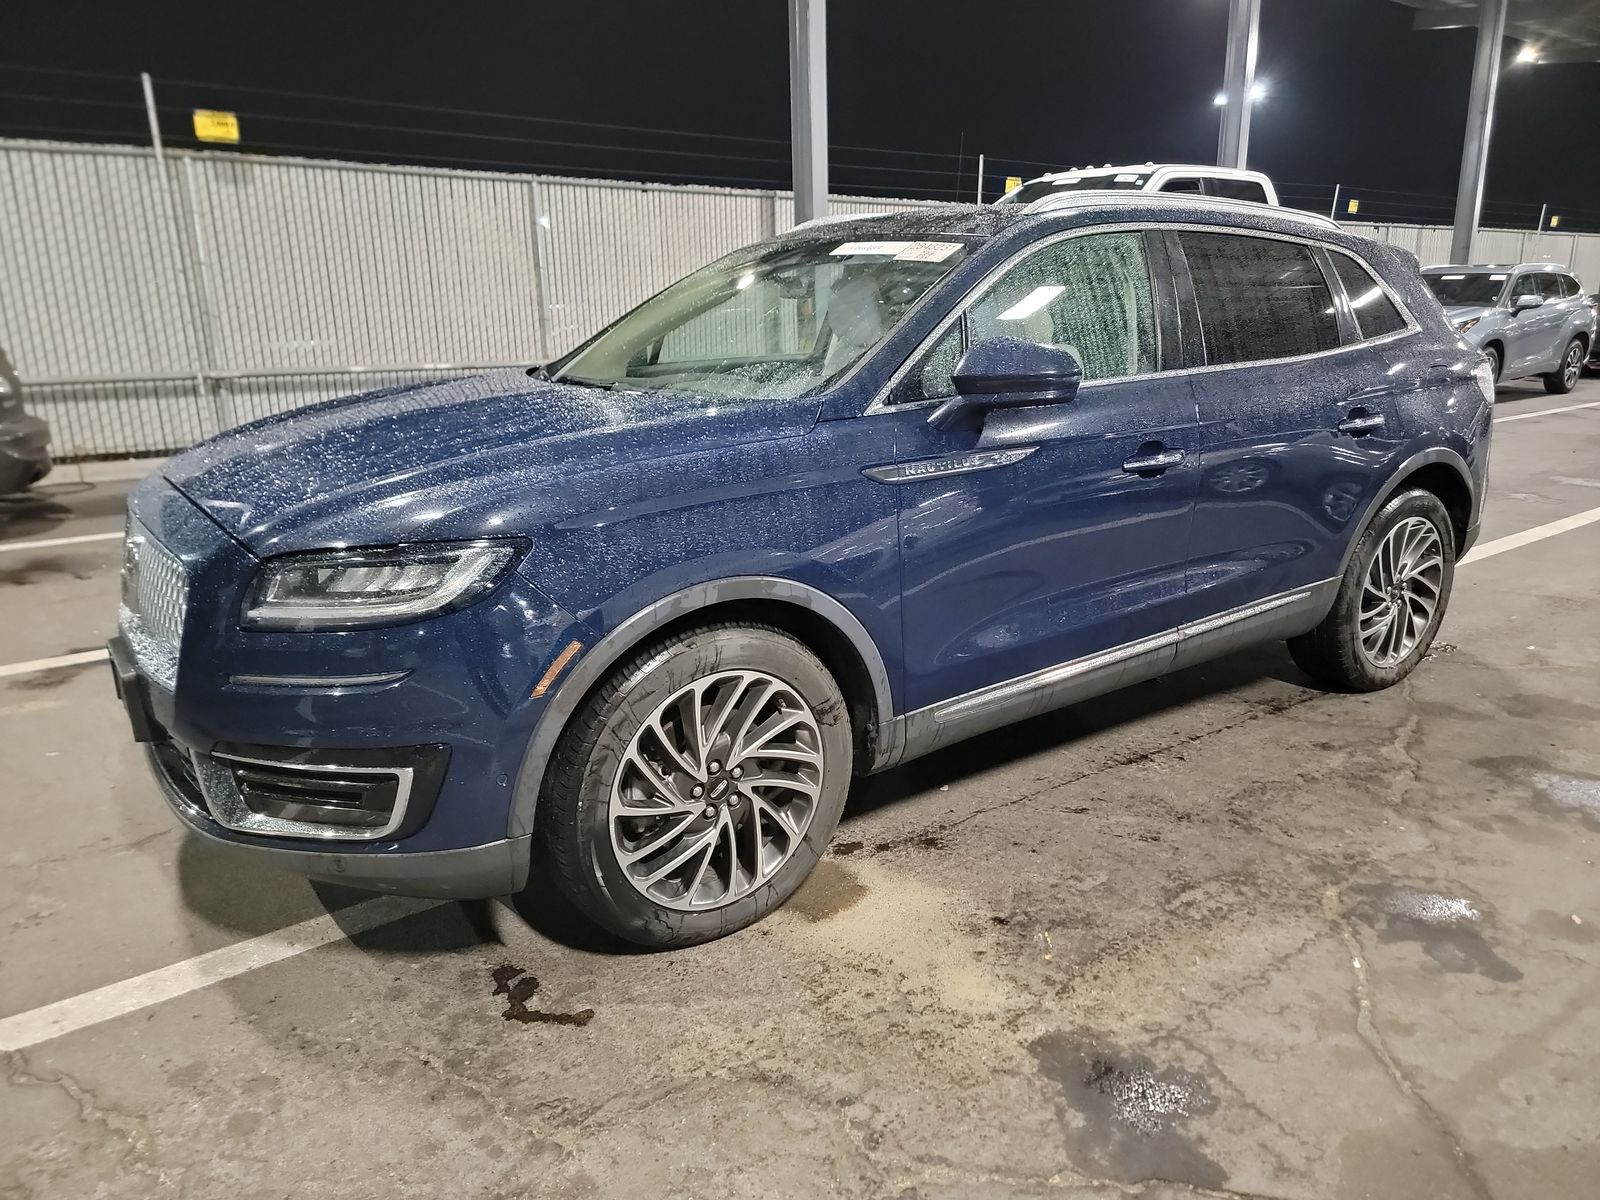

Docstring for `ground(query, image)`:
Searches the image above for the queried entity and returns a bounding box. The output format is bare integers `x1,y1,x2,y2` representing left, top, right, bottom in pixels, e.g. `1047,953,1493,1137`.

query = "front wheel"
538,623,853,948
1544,338,1584,394
1288,488,1456,691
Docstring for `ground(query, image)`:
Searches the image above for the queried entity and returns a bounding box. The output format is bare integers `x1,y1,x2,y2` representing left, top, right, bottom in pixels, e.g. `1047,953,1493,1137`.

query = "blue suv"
112,195,1493,947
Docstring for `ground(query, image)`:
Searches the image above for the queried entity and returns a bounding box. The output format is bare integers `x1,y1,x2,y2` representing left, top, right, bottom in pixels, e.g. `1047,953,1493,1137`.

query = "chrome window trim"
864,222,1420,417
197,751,415,842
1320,246,1423,342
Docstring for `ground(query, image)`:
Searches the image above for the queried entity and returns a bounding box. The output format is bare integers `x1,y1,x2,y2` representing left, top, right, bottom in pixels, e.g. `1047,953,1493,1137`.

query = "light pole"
1448,0,1508,264
1216,0,1262,169
788,0,828,225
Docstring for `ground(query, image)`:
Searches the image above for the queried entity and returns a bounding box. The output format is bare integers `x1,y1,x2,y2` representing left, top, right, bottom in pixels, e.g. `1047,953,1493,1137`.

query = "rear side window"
1561,275,1582,298
1180,232,1340,365
1536,273,1566,300
1329,251,1408,340
1209,178,1269,204
1160,177,1205,195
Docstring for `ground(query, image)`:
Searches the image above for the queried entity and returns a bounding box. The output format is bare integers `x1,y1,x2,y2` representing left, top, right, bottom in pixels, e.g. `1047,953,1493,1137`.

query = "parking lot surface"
3,378,1600,1200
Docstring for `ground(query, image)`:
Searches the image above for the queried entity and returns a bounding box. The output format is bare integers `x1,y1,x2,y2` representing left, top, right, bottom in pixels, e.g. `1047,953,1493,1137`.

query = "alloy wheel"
1358,516,1445,668
1564,342,1582,389
609,670,824,911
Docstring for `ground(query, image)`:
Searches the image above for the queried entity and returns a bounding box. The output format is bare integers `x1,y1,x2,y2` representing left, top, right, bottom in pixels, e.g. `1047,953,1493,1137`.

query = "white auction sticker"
831,240,962,261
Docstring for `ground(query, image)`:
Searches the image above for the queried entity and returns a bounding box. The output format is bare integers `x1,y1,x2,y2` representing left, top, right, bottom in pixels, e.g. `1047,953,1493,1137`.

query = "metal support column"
1216,0,1261,170
787,0,828,225
1449,0,1508,264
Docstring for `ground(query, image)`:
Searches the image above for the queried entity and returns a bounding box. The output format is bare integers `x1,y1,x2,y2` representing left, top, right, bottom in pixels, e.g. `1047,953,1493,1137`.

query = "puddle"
1348,884,1521,983
787,859,868,921
1476,756,1600,831
489,963,594,1027
832,840,865,857
1422,641,1457,661
1029,1034,1225,1189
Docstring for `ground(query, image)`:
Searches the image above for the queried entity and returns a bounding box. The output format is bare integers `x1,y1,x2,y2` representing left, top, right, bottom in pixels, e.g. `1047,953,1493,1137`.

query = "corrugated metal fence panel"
537,180,775,356
0,143,200,380
189,155,543,372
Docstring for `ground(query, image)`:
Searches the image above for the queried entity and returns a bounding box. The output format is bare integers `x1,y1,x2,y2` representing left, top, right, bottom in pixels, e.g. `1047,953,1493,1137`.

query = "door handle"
1337,412,1386,436
1122,449,1185,475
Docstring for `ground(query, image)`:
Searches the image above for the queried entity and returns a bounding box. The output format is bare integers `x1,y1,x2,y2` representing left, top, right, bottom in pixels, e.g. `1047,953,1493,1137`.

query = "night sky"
5,0,1599,230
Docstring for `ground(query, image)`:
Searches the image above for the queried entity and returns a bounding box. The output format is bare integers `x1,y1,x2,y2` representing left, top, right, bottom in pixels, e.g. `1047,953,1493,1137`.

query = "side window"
1180,232,1340,365
1159,177,1205,195
1209,178,1269,204
1510,275,1539,303
1535,273,1565,301
895,232,1158,402
1329,251,1408,340
1560,275,1581,298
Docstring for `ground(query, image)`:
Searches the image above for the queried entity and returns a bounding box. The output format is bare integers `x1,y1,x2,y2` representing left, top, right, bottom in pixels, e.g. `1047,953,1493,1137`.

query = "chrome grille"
121,519,189,676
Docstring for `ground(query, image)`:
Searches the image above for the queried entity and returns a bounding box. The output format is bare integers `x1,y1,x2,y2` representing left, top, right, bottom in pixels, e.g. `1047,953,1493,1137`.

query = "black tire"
538,623,853,948
1482,344,1501,384
1543,337,1584,395
1288,488,1456,692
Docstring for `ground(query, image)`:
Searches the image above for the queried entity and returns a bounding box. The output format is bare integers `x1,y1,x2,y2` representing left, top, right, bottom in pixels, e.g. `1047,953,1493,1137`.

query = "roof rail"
790,211,890,232
1023,190,1343,232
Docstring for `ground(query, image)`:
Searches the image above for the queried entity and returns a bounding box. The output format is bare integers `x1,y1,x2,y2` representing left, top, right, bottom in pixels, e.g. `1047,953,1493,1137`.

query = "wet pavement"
2,378,1599,1199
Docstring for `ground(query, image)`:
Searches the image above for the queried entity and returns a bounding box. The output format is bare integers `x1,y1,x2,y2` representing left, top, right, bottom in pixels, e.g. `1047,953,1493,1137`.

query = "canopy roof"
1390,0,1600,62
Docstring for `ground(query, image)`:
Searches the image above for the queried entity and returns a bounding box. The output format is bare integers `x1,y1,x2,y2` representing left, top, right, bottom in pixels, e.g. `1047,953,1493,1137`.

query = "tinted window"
1180,232,1340,364
1509,275,1541,302
1535,273,1566,301
1160,177,1206,195
1209,178,1269,203
901,232,1157,401
1560,275,1582,298
1330,252,1408,340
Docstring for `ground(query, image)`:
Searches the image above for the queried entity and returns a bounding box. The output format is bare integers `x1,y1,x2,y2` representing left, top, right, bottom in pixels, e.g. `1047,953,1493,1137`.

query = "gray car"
1423,263,1594,394
0,349,52,495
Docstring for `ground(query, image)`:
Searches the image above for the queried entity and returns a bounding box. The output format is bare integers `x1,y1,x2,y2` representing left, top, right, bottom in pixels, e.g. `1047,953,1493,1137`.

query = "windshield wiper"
554,374,619,391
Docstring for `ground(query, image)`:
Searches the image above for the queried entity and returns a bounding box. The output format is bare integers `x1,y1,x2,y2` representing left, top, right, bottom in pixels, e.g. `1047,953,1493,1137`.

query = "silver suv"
1423,263,1594,394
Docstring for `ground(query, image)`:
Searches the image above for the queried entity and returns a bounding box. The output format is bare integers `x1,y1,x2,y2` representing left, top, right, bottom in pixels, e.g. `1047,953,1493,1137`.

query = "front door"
1506,271,1566,374
879,230,1201,713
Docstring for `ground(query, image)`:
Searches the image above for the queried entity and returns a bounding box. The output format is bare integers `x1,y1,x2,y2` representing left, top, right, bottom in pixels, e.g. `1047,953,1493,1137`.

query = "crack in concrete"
4,1048,171,1190
1321,887,1496,1200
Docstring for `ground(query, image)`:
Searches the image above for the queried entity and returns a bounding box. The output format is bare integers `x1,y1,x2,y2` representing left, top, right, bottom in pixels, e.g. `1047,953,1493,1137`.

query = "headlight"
243,540,523,630
1456,317,1480,333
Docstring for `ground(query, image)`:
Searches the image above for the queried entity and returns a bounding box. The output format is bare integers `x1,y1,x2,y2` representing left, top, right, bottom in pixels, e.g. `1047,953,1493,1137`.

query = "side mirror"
928,336,1083,431
1511,293,1544,314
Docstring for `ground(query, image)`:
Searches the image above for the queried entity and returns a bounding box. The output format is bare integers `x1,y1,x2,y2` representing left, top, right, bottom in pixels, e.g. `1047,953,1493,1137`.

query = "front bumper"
114,476,590,898
0,412,51,493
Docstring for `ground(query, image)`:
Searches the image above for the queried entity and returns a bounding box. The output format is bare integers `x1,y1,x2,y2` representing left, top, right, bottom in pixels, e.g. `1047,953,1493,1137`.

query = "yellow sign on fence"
1004,176,1023,194
1346,198,1360,214
192,110,240,144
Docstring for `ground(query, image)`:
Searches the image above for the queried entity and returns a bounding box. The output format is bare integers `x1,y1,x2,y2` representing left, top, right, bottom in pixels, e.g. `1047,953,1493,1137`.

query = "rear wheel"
538,623,852,948
1543,338,1584,394
1288,488,1455,691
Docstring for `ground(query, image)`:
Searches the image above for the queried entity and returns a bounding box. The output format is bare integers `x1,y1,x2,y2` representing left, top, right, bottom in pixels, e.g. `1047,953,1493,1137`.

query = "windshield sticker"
831,241,962,262
892,241,963,262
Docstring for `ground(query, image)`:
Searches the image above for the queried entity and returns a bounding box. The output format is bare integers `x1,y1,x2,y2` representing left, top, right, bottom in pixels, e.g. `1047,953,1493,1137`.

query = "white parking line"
3,497,1600,1052
0,896,445,1052
1461,504,1600,564
0,648,109,680
0,530,124,554
1495,400,1600,424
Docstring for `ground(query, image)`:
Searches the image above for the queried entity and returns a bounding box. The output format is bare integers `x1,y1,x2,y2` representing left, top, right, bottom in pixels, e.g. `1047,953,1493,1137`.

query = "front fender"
503,574,896,841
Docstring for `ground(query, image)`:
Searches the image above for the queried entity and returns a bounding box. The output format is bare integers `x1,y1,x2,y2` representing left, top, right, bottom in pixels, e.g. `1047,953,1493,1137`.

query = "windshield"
1426,273,1507,307
553,235,971,399
997,173,1152,206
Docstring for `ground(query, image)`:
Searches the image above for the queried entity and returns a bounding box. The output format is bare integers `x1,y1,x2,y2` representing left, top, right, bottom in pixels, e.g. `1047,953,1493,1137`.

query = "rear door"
1176,231,1411,622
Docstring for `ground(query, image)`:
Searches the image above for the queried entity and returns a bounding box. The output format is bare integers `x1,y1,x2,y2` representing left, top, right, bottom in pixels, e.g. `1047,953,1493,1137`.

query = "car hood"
162,369,819,554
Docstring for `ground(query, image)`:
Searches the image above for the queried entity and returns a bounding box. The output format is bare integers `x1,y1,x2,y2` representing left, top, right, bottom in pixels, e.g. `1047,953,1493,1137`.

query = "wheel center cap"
708,776,732,801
